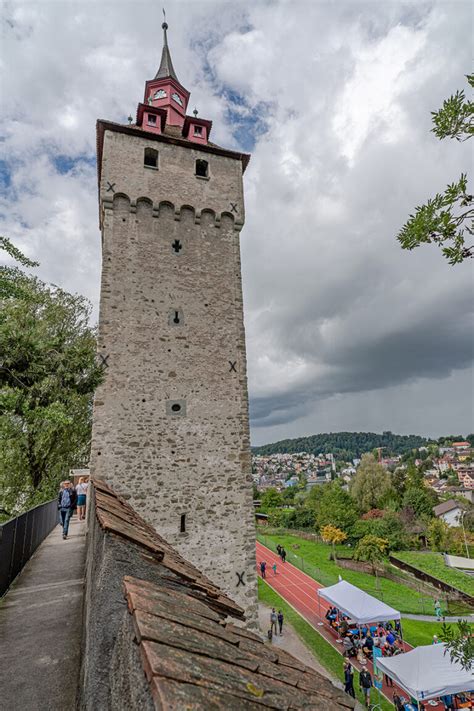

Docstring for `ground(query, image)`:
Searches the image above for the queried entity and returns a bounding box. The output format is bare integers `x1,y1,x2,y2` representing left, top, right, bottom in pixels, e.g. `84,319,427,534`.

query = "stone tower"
90,22,257,622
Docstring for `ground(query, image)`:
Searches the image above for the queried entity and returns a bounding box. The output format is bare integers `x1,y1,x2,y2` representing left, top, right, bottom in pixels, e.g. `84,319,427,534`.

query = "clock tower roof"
154,21,179,83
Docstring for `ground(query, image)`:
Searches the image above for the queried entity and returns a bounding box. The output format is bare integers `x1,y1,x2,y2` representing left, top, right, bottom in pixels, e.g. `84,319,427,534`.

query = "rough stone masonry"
90,126,258,624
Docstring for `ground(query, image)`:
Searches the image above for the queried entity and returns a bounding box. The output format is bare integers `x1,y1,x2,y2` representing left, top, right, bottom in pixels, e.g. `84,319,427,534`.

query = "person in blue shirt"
57,480,77,540
386,630,396,646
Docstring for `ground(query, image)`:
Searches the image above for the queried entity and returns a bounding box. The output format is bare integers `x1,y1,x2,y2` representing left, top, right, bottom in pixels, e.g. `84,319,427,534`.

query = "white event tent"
376,643,473,701
317,579,401,624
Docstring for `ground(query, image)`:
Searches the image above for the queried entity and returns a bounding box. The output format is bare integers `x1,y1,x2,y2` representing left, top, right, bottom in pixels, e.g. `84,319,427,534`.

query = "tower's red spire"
154,21,179,83
141,19,189,128
135,18,212,144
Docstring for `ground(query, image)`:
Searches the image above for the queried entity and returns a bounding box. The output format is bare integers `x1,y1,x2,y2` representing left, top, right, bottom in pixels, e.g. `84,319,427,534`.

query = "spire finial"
154,8,179,82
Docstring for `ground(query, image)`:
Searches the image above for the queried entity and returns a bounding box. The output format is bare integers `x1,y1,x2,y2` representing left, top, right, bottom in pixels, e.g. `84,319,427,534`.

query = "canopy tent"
376,643,473,701
317,579,401,624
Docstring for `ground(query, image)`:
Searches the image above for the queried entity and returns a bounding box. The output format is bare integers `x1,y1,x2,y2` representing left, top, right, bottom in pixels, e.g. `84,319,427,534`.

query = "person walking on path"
76,477,88,521
276,544,282,557
277,610,284,635
359,668,372,708
434,599,442,621
343,661,355,699
58,480,77,540
260,561,267,579
281,547,287,563
270,608,278,637
272,562,277,576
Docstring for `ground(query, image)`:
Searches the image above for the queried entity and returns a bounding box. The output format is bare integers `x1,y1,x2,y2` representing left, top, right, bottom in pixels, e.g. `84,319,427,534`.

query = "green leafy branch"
0,236,39,299
397,74,474,264
397,174,473,265
440,620,474,672
431,74,474,141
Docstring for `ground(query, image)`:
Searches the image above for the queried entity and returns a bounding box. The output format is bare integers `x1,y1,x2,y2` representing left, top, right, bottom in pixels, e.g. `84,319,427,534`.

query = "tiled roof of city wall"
124,575,354,710
92,478,355,710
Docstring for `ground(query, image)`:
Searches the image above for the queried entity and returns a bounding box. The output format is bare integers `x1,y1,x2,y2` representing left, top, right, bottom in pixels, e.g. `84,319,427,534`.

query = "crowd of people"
57,477,88,540
325,606,404,667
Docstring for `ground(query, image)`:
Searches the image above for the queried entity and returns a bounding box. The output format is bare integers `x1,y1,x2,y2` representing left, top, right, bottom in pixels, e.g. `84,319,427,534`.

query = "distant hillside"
251,431,432,461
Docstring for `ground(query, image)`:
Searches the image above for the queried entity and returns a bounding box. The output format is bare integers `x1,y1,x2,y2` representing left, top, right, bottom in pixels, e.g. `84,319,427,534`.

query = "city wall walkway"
0,517,86,711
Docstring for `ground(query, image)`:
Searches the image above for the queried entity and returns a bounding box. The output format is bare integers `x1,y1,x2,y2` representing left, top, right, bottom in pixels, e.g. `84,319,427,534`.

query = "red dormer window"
194,125,203,136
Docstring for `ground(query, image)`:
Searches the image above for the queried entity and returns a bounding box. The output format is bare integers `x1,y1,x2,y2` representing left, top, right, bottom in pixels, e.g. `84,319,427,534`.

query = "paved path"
256,541,435,708
0,517,86,711
402,612,474,622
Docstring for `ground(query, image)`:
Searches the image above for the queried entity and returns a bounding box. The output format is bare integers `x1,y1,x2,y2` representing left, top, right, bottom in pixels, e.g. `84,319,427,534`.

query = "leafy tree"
321,524,347,561
291,507,317,529
440,620,473,672
391,467,407,505
259,487,283,512
428,518,449,552
350,454,392,512
0,277,103,513
316,482,359,534
0,236,39,299
397,74,474,264
402,486,438,519
351,511,408,551
405,463,424,489
353,534,389,574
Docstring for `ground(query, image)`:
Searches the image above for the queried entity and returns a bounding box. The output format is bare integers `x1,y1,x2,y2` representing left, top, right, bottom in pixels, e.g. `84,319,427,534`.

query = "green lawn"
401,619,443,647
258,532,442,615
258,578,392,711
394,551,474,598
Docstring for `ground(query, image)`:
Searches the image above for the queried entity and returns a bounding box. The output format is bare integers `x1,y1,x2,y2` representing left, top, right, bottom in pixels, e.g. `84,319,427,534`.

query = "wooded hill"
251,431,432,461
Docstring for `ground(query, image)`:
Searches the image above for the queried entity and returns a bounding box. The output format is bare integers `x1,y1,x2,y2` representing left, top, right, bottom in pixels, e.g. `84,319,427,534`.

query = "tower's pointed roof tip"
154,20,180,83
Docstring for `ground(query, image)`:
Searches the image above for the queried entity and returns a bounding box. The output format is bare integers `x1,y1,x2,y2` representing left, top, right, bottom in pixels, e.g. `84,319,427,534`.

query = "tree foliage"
350,454,392,512
316,482,359,534
353,534,388,571
0,277,103,514
321,524,347,561
258,487,284,512
321,524,347,546
402,485,438,519
0,236,39,299
397,74,474,264
351,511,408,551
440,620,473,672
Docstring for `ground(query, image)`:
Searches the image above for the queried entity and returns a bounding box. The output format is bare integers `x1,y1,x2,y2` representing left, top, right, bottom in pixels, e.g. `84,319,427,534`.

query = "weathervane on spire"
162,7,168,30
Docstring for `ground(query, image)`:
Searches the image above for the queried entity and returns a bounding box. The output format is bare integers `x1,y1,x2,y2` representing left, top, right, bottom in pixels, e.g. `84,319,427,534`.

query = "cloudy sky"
1,0,473,445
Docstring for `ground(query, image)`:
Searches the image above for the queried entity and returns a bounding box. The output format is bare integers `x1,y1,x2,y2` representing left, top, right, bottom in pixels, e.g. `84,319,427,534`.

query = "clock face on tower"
171,92,183,107
154,89,167,100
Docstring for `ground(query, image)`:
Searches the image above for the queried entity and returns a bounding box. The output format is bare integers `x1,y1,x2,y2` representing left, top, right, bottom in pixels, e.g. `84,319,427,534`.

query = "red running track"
256,541,421,708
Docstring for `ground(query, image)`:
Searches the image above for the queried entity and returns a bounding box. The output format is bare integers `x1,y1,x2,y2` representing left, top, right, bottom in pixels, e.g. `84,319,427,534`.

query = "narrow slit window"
144,147,158,168
195,159,208,178
147,114,157,126
194,125,203,136
180,514,186,533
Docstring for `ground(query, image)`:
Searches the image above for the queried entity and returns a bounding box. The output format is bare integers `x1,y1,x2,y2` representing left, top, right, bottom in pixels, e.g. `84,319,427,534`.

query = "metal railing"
0,499,57,596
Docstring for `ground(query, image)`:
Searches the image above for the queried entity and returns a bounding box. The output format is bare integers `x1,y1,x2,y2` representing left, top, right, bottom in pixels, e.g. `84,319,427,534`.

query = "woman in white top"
76,477,89,521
